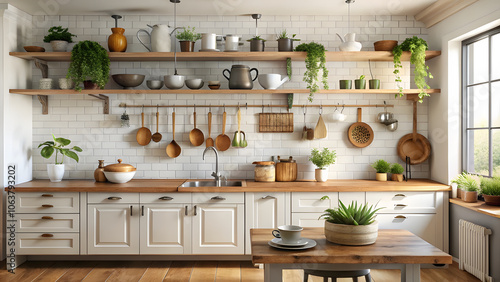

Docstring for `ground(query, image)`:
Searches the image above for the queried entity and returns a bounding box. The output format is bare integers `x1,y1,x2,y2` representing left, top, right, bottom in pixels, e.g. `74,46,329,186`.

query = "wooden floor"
0,260,480,282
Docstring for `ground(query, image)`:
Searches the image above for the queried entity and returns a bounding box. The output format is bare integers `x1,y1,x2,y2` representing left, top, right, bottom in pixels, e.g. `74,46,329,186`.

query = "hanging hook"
223,104,225,112
245,103,248,110
238,102,240,110
335,103,339,111
341,104,345,113
319,104,323,115
194,104,196,112
209,104,211,112
303,104,306,114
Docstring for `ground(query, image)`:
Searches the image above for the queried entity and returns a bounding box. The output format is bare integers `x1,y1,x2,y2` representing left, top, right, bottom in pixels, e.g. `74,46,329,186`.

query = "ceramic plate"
268,238,317,250
271,238,308,247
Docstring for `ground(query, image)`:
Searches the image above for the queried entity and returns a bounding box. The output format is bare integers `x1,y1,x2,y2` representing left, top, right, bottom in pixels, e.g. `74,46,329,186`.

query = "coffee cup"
201,33,216,50
272,225,303,244
331,110,346,122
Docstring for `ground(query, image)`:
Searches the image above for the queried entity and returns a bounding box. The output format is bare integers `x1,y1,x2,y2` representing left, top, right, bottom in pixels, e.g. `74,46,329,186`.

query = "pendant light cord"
173,0,178,75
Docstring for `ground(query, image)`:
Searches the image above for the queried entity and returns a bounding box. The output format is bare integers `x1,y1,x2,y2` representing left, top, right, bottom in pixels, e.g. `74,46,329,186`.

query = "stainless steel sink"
179,180,243,188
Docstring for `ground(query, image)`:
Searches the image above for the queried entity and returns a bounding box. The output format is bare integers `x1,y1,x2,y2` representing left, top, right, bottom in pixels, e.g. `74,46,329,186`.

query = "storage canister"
276,156,297,182
252,161,275,182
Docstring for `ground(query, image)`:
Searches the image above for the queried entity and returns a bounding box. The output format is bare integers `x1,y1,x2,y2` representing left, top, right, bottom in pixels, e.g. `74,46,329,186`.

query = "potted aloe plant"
295,42,329,102
480,177,500,206
67,40,110,91
248,35,266,52
276,29,300,52
175,26,202,52
43,26,76,52
319,200,383,245
390,163,404,182
309,148,336,182
371,159,390,181
451,172,480,203
38,135,82,182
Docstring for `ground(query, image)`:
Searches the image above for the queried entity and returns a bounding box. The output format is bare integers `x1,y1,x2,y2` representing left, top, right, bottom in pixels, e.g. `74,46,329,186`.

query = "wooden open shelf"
9,51,441,62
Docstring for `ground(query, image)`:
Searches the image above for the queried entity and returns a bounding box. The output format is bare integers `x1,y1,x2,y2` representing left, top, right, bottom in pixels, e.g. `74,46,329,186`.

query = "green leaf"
62,150,79,163
55,137,71,146
72,146,83,152
40,146,54,159
38,141,54,148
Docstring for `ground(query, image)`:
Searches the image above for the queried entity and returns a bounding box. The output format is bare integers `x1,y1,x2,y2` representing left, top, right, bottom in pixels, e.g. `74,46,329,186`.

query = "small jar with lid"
276,156,297,182
252,161,275,182
103,159,137,183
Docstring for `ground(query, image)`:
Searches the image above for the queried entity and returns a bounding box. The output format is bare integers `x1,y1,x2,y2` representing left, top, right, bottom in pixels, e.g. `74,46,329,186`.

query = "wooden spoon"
136,108,152,146
189,107,204,146
152,109,162,142
215,110,231,151
206,111,214,147
166,111,181,158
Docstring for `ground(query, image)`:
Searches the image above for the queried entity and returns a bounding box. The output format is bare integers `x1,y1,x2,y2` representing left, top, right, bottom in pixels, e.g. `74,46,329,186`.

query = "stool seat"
303,269,372,282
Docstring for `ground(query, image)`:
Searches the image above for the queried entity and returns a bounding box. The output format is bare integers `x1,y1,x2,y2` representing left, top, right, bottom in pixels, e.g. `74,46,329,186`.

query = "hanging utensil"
377,101,394,125
347,108,374,147
314,105,327,139
206,106,214,148
189,105,204,146
166,107,181,158
215,106,231,151
397,100,431,164
136,106,152,146
152,105,162,143
121,105,130,128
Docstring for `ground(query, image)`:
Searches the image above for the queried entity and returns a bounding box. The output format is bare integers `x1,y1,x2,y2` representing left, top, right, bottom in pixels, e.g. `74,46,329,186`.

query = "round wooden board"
397,133,431,164
347,122,374,148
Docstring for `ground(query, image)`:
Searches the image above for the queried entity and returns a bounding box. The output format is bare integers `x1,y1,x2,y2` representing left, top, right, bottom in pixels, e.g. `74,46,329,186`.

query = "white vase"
315,168,328,182
50,40,69,52
47,164,65,182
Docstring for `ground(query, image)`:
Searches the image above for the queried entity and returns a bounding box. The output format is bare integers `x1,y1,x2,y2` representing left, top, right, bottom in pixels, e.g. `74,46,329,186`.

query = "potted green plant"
339,79,352,89
309,148,336,182
294,42,329,102
368,60,380,89
38,135,82,182
247,35,266,52
43,26,76,52
451,172,480,203
354,75,366,89
175,26,202,52
393,36,434,102
319,200,383,245
276,29,300,52
480,177,500,206
390,163,404,182
67,40,110,91
371,159,390,181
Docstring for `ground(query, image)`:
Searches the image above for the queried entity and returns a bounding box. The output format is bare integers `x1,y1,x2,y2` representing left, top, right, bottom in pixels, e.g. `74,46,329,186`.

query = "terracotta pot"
324,220,378,246
375,173,387,181
483,195,500,206
179,41,195,52
83,80,99,90
108,27,127,52
391,174,403,182
462,190,478,203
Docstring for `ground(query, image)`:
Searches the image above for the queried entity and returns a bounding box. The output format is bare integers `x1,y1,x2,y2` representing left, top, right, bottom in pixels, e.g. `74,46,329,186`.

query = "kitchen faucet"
203,146,221,187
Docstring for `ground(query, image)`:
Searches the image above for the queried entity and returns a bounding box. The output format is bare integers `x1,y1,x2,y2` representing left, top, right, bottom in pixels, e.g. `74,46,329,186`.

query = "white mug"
201,33,216,50
331,110,346,122
272,225,303,244
225,35,239,51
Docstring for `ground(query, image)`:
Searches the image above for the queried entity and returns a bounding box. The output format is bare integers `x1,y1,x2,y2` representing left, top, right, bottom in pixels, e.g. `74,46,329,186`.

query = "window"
462,26,500,177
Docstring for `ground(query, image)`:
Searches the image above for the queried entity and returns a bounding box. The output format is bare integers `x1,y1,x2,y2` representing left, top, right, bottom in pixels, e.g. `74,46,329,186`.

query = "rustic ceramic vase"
50,40,68,52
324,220,378,245
94,160,107,182
462,190,478,203
108,27,127,52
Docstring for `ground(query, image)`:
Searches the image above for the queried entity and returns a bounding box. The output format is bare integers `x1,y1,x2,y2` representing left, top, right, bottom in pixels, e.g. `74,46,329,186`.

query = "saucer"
200,49,220,52
271,238,308,247
268,238,317,250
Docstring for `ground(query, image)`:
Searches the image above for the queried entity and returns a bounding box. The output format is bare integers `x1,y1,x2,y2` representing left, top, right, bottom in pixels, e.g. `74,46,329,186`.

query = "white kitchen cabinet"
16,233,79,255
291,192,338,213
376,213,437,246
338,192,365,205
245,192,288,254
291,212,325,227
87,204,139,255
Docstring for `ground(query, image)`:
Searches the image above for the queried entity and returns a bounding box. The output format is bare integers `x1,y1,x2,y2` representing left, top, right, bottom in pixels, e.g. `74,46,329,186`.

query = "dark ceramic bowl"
112,74,145,89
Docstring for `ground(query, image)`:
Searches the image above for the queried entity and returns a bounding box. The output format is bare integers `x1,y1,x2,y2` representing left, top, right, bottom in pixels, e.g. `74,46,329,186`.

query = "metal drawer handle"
41,216,54,220
159,196,174,201
41,204,54,208
130,206,133,216
395,215,407,219
261,195,276,199
394,194,406,197
211,196,226,200
194,205,197,216
107,197,122,200
41,234,54,238
41,194,53,197
185,205,188,216
394,204,407,207
141,205,144,216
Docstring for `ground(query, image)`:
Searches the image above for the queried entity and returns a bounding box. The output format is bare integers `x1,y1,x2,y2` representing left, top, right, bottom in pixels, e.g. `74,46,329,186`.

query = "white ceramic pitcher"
258,74,289,89
137,24,172,52
336,33,362,51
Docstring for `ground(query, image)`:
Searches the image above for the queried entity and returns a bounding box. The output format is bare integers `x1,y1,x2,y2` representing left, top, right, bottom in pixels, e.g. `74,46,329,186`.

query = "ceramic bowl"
208,85,221,90
112,74,145,89
24,46,45,52
208,80,220,86
164,75,185,89
146,80,163,90
103,171,136,184
185,78,204,89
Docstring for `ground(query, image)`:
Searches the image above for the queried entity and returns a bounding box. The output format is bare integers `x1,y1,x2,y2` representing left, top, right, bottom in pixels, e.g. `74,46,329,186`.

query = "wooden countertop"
450,198,500,219
250,228,452,265
7,178,450,193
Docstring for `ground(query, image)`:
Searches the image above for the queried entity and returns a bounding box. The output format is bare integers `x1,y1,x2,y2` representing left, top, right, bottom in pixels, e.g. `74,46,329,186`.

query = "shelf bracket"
34,59,48,78
37,95,49,115
406,94,420,101
88,94,109,114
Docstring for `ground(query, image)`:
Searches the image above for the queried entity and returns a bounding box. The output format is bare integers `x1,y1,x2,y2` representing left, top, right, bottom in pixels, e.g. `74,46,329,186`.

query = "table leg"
264,264,283,282
401,264,420,282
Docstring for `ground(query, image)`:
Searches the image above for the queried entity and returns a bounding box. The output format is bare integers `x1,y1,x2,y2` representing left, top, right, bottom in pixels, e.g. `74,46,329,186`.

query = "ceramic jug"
258,74,289,89
223,65,258,89
137,24,172,52
336,33,362,51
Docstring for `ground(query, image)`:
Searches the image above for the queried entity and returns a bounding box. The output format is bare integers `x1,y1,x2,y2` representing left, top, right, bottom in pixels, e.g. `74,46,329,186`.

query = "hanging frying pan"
397,100,431,164
348,108,374,148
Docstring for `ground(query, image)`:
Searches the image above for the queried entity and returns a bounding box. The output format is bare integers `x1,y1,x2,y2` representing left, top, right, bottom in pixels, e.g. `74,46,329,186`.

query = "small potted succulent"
354,75,366,89
43,26,76,52
319,200,383,245
38,135,82,182
480,177,500,206
371,159,390,181
451,172,480,203
248,35,266,52
294,42,329,102
309,148,336,182
67,40,110,91
276,29,300,52
175,26,202,52
390,163,404,182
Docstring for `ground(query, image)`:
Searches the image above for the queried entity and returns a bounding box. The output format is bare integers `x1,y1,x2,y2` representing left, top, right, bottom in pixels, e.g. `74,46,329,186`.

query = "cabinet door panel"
291,212,325,227
17,214,79,232
338,192,365,204
376,213,437,246
87,204,139,254
16,233,79,255
366,192,437,213
291,192,338,212
140,204,191,254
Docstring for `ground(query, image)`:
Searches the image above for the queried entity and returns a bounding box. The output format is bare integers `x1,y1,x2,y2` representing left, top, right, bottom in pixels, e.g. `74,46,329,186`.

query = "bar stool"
303,269,372,282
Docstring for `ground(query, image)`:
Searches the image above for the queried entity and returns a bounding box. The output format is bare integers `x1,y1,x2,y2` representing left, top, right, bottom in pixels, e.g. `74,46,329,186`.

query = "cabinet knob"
261,195,276,200
41,216,54,220
41,194,53,197
211,196,226,201
41,204,54,208
159,196,174,201
41,233,54,238
107,196,122,200
394,215,407,219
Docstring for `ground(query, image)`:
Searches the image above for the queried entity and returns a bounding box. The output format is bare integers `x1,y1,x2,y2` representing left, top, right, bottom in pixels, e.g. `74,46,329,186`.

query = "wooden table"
250,228,452,282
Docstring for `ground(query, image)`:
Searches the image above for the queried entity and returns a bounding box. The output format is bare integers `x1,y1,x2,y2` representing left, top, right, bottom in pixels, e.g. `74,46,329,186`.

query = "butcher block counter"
7,178,450,192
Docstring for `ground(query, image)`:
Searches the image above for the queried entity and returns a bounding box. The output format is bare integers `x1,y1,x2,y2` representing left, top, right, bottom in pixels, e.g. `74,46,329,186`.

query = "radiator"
459,219,493,282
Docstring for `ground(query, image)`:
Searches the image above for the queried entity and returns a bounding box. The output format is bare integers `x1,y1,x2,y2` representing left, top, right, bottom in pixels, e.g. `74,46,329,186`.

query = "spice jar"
252,161,275,182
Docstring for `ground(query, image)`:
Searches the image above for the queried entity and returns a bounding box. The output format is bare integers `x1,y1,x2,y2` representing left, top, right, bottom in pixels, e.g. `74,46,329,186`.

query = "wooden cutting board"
259,113,294,133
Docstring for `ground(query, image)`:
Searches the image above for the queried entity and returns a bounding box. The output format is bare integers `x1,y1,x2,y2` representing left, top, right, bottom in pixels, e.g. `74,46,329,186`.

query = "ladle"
206,107,214,147
189,105,204,146
215,106,231,151
166,108,181,158
136,106,152,146
152,105,162,142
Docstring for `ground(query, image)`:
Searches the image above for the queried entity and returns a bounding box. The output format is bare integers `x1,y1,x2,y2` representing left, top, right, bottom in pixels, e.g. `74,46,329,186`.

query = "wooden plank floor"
0,260,480,281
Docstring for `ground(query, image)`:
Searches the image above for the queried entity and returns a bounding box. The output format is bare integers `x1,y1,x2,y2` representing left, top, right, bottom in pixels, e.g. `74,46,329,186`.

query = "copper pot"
275,156,297,182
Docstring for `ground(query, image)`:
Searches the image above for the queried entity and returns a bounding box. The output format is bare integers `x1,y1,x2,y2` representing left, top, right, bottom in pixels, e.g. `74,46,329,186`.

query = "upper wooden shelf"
9,51,441,62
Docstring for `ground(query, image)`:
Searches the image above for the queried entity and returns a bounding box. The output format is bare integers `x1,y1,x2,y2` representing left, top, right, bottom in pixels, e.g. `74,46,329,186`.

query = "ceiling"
2,0,437,16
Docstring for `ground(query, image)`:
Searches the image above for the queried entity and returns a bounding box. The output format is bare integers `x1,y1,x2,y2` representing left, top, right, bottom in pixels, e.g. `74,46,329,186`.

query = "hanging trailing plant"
67,40,110,91
393,36,433,102
295,42,329,102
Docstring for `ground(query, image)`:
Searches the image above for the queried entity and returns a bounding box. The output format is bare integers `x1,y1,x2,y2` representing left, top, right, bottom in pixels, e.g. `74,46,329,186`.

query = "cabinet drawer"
17,214,79,232
291,212,325,228
88,193,139,204
291,192,338,213
16,192,79,213
192,193,244,204
376,213,437,246
366,192,436,213
140,193,191,204
16,233,79,255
